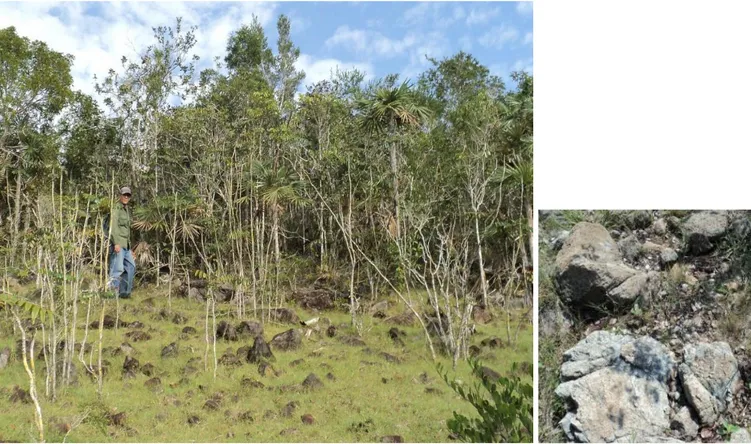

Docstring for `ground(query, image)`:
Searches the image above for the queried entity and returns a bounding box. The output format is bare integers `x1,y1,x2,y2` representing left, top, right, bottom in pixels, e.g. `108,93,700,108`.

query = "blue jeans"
108,246,135,298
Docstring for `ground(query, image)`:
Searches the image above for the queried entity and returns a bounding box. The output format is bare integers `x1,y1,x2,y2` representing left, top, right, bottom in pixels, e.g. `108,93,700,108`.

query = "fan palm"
355,80,432,242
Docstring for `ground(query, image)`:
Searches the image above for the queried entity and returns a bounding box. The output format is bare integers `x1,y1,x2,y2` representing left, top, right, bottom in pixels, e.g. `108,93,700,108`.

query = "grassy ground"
0,286,531,442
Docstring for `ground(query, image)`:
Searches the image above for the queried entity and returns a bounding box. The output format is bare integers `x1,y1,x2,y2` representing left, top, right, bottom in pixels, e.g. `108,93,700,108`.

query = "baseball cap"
120,186,132,195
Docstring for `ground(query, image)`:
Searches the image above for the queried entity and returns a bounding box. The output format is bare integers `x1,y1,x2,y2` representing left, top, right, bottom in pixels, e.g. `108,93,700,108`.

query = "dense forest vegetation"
0,15,532,441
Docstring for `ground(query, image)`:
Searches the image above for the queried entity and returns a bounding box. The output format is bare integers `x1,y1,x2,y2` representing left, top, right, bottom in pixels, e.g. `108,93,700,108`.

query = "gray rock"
556,331,676,443
556,366,672,443
660,248,679,267
682,211,728,255
618,235,642,262
0,346,10,369
670,406,699,439
730,428,751,443
682,342,741,412
680,365,721,424
608,272,657,305
730,217,751,239
653,218,668,235
560,331,630,381
270,329,302,351
555,222,641,309
539,301,572,338
160,342,179,359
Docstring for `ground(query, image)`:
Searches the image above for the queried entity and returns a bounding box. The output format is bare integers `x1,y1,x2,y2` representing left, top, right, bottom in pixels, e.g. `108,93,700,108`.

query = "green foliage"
438,359,533,443
0,292,51,323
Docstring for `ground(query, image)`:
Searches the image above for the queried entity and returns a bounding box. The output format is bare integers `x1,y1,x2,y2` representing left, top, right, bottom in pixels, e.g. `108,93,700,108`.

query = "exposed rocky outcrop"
554,222,654,313
681,211,728,255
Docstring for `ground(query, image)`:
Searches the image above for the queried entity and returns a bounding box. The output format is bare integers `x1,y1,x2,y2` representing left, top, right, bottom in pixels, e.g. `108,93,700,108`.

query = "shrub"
439,359,533,443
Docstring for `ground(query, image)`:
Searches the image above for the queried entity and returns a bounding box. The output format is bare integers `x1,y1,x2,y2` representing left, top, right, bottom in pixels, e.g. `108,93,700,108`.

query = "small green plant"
438,359,533,443
719,421,741,440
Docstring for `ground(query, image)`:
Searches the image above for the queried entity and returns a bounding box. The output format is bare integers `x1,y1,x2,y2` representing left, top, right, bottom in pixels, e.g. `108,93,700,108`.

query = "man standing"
108,186,136,299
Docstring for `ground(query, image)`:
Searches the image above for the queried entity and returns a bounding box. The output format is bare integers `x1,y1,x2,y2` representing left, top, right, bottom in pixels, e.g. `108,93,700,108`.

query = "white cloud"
325,26,369,53
326,26,418,58
295,54,373,88
478,24,520,49
466,7,501,25
516,2,533,16
524,32,533,45
403,2,432,26
0,2,277,103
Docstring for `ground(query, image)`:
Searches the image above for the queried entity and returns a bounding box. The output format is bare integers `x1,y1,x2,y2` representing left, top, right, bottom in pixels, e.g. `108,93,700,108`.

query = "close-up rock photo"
539,210,751,443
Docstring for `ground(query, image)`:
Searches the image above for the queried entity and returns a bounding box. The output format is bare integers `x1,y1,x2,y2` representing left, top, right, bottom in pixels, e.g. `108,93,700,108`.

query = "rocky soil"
540,210,751,443
0,281,531,442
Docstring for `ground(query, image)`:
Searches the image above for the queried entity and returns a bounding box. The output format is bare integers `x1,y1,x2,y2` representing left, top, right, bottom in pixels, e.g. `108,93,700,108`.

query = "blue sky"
0,2,532,97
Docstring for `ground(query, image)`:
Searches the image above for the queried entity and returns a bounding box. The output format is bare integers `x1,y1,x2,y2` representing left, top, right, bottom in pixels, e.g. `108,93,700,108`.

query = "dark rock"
340,335,366,347
618,235,642,262
291,288,335,311
141,363,155,377
182,326,197,335
480,337,504,349
90,314,125,329
123,356,140,376
125,330,151,342
248,336,275,362
290,359,305,368
239,411,254,422
480,366,501,381
258,362,276,377
219,352,242,367
236,320,263,338
386,310,416,326
241,377,265,389
425,387,443,395
161,342,179,359
9,385,30,403
203,398,221,410
109,412,127,427
388,328,406,346
380,435,404,443
629,211,652,230
281,401,299,417
326,372,336,381
144,377,162,391
472,305,492,324
301,413,315,425
183,365,198,377
682,211,729,255
127,321,144,329
270,329,302,351
302,373,324,390
187,415,200,425
142,297,155,307
326,325,337,337
379,352,402,364
216,321,238,341
267,308,301,325
171,313,187,325
236,346,250,359
468,345,481,357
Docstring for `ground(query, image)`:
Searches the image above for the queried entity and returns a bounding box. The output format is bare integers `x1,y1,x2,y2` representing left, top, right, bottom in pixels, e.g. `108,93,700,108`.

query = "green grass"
0,286,532,442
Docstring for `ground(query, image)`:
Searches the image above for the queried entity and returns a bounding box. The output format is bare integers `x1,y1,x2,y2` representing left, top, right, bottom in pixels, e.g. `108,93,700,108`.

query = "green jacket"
110,203,132,249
